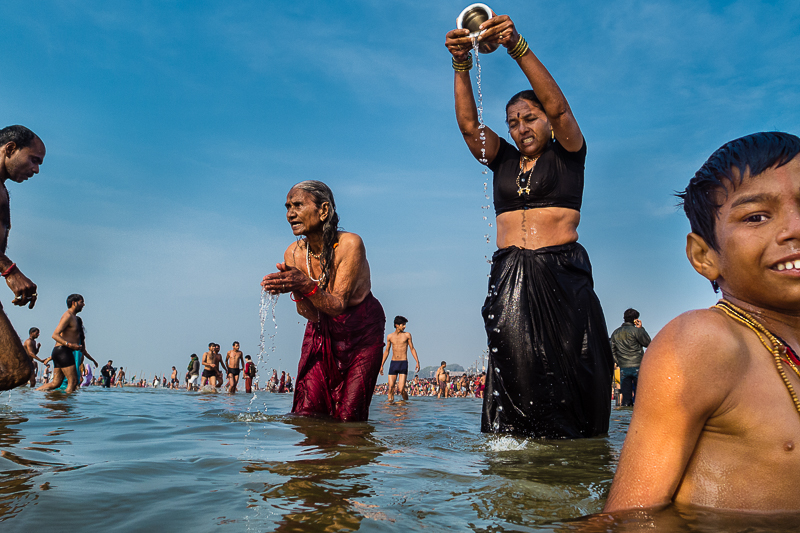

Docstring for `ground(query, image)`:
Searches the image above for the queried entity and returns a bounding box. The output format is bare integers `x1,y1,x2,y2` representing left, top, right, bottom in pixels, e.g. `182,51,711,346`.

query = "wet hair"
291,180,340,291
677,132,800,252
0,125,40,150
233,341,239,346
394,316,408,326
66,293,83,308
208,342,215,348
29,327,39,335
623,308,640,323
505,90,544,120
441,361,446,367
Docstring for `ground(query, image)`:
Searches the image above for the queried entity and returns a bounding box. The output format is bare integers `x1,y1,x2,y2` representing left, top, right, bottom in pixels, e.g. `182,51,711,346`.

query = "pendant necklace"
516,155,539,196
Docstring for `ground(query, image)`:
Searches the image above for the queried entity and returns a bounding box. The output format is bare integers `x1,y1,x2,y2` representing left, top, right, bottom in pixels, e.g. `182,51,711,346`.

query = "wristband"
302,284,319,298
2,263,16,277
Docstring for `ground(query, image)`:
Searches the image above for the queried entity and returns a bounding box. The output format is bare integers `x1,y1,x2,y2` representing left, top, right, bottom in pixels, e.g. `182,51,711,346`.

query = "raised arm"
604,311,739,512
478,15,583,152
445,29,501,164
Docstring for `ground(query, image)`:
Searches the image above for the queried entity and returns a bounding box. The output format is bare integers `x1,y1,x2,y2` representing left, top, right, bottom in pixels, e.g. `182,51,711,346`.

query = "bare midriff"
495,207,580,250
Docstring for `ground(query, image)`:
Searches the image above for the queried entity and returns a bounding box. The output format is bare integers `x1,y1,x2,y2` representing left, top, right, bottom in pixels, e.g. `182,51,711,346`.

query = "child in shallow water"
605,132,800,512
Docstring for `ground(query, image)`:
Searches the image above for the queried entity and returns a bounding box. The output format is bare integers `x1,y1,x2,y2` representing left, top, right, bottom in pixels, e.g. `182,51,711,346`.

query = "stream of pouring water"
474,38,492,374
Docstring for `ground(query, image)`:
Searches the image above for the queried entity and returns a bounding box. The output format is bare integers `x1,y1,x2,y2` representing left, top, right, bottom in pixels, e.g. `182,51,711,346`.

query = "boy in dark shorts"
379,316,420,401
605,132,800,512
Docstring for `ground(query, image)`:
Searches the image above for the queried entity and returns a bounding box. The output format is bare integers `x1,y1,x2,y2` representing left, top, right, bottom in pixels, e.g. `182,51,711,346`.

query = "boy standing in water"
605,132,800,512
380,316,420,401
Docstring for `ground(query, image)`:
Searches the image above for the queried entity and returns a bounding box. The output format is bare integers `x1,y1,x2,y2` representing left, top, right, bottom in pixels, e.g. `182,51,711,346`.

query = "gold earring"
551,129,555,141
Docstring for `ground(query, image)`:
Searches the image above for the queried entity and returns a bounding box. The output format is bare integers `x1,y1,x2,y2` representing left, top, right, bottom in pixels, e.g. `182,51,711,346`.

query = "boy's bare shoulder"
646,307,751,372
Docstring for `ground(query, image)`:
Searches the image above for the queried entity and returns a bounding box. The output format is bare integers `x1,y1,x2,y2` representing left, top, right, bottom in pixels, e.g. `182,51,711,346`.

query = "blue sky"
1,0,798,381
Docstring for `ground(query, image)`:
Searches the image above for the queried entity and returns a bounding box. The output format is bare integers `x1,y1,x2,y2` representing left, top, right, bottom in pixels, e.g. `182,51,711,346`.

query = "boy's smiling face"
698,156,800,312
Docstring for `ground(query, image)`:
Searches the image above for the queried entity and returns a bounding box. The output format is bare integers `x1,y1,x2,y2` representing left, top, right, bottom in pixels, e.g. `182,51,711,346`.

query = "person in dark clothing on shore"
610,309,651,406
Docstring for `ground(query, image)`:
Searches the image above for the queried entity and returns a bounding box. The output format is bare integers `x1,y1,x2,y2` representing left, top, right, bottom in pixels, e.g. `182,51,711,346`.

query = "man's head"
208,342,215,349
107,360,112,365
66,293,84,311
245,355,251,361
233,341,240,349
623,308,640,323
0,125,45,183
441,361,446,367
680,132,800,304
394,316,408,327
29,327,39,338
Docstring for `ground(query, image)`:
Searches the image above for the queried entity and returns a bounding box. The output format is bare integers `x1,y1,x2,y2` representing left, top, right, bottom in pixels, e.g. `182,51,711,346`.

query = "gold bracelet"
508,34,525,57
508,35,529,60
452,53,473,72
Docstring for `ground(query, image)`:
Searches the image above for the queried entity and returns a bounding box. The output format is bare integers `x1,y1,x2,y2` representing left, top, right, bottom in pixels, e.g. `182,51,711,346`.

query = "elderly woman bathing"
261,181,385,422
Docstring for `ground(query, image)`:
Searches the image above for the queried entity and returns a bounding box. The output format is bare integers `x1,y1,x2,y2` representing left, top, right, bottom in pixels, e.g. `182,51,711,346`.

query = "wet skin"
605,157,800,512
446,15,583,251
261,187,372,320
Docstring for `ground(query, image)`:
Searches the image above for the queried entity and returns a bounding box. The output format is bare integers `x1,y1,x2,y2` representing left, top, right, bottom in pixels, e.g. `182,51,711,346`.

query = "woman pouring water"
446,10,613,438
261,180,386,422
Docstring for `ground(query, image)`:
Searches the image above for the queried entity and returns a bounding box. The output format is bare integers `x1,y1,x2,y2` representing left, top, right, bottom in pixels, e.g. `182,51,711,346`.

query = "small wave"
486,435,529,451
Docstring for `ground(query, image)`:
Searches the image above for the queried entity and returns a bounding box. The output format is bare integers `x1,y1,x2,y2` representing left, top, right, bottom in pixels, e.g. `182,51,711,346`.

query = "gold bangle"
452,53,473,72
508,35,529,60
508,35,525,56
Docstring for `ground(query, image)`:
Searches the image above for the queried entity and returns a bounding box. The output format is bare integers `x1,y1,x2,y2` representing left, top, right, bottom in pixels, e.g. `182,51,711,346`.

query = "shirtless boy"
0,125,44,390
226,341,244,393
201,342,222,389
23,327,45,387
37,294,98,393
605,132,800,513
435,361,449,399
380,316,420,401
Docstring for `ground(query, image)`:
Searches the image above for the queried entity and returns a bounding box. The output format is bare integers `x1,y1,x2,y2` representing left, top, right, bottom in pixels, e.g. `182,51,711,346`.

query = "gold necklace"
516,155,539,196
714,300,800,417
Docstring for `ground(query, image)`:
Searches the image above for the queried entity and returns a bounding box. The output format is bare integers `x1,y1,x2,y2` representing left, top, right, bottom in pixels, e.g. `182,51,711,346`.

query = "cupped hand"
445,28,473,61
6,268,37,308
261,263,316,295
477,14,519,49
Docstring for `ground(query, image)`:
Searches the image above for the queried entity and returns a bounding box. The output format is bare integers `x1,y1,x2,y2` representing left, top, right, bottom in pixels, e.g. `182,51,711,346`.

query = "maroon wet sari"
292,292,385,422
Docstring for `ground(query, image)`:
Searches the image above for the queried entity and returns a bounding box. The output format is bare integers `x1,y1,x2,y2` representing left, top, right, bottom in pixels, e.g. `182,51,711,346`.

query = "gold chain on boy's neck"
713,299,800,417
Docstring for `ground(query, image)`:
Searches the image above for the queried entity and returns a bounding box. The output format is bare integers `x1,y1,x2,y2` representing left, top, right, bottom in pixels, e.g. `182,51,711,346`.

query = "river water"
1,388,799,532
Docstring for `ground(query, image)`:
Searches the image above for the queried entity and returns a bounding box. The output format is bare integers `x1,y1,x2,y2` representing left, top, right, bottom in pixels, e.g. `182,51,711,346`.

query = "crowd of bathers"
374,373,486,398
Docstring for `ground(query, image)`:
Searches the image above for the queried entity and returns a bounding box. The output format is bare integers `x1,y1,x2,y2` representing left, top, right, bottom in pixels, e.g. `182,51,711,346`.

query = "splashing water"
244,290,279,449
487,435,530,451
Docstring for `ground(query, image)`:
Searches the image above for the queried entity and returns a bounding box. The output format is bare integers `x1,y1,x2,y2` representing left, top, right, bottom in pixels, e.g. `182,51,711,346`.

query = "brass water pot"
457,3,498,54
